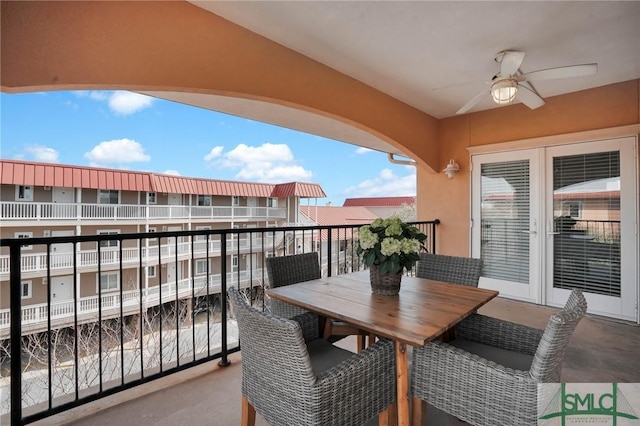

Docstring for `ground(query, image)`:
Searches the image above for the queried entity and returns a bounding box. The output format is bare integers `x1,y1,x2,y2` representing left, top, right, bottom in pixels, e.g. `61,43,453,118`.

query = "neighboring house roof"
343,196,415,207
300,205,378,226
299,206,377,241
0,159,325,198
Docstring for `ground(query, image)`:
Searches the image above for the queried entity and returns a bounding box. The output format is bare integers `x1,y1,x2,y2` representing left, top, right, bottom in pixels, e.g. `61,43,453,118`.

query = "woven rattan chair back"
228,287,317,391
416,253,482,287
530,288,587,382
266,252,321,318
228,286,396,426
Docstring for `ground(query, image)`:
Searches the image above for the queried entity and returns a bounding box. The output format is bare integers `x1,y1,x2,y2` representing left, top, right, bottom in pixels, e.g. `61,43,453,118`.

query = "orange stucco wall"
2,1,639,257
0,0,439,170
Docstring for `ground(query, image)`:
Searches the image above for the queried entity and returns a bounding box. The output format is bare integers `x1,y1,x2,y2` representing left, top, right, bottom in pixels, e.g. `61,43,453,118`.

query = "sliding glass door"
472,137,637,320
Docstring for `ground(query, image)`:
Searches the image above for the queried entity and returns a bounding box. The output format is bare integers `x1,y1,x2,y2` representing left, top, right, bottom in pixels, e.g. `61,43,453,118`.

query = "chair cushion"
306,338,355,374
450,337,534,371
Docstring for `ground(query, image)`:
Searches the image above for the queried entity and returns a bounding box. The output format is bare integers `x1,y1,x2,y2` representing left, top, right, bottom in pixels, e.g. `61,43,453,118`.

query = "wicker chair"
228,286,396,426
411,288,587,426
416,253,482,287
266,252,367,349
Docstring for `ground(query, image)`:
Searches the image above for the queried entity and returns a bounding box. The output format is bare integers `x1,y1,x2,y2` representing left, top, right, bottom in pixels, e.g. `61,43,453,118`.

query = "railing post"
10,242,23,425
327,227,332,277
219,231,230,367
432,219,440,254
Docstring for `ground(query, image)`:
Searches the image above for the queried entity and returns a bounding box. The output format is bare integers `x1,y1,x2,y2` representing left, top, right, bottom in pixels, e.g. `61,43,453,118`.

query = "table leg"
395,341,409,426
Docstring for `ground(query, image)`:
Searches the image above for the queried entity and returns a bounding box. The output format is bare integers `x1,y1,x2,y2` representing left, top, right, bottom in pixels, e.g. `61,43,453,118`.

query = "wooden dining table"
266,269,499,426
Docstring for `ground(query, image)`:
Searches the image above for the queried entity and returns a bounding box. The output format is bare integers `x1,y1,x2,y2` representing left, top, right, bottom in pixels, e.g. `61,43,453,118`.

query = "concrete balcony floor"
36,297,640,426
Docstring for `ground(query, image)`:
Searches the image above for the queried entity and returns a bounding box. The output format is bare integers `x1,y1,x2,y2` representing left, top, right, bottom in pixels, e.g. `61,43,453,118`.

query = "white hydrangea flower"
380,237,402,256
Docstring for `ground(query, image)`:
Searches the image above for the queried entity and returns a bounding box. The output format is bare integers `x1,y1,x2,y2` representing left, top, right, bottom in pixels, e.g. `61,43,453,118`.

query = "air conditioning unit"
44,186,51,190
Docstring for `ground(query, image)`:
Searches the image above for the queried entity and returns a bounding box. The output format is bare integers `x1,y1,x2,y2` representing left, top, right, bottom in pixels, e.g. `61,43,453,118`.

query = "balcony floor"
35,296,640,426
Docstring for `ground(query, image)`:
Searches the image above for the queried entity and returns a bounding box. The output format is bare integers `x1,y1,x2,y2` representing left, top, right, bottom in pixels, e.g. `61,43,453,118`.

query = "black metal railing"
1,220,439,425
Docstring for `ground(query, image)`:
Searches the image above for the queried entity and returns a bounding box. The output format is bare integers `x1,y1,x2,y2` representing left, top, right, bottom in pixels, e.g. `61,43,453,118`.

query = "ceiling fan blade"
499,51,526,76
456,89,488,114
517,84,546,110
520,63,598,82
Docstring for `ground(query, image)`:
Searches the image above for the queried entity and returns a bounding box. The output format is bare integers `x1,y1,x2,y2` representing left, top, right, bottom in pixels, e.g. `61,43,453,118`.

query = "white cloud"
73,90,153,115
355,147,372,154
204,146,224,162
24,145,60,163
162,169,181,176
343,168,416,197
108,91,154,115
84,139,151,164
209,143,312,182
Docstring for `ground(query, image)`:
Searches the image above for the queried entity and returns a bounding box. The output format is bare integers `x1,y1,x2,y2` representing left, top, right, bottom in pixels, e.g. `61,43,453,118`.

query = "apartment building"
0,159,326,337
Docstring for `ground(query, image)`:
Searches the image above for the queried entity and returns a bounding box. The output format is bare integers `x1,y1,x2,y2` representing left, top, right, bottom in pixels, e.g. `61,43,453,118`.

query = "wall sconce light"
442,159,460,179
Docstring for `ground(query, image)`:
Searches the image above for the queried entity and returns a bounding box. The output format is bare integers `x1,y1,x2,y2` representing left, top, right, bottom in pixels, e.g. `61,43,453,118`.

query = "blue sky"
0,91,416,205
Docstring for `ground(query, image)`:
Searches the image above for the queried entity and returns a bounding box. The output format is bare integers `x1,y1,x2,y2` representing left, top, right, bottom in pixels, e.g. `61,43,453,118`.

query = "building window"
15,232,33,250
98,230,120,248
147,266,156,278
232,196,240,206
147,192,157,204
98,190,119,204
21,280,32,299
232,255,238,267
196,259,209,275
267,197,277,208
15,185,33,201
98,272,119,292
197,195,211,206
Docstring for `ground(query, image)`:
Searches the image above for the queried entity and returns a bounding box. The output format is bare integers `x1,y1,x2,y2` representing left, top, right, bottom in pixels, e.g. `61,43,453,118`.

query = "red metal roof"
271,182,326,198
0,159,153,191
0,159,326,198
343,196,415,207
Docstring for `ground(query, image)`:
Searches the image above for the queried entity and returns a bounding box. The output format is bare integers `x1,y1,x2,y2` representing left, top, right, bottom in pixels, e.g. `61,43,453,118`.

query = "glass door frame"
471,149,542,304
544,137,638,321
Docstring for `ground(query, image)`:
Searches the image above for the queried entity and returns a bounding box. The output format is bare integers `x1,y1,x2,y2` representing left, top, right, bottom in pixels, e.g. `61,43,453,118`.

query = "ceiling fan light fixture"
491,77,518,104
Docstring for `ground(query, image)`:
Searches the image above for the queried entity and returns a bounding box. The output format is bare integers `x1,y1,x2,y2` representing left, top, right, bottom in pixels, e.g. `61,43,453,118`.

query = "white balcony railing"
0,269,262,332
0,201,286,222
0,236,280,276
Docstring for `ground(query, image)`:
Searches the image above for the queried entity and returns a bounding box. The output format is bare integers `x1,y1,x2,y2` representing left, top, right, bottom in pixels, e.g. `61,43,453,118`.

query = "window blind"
480,160,530,284
552,151,621,296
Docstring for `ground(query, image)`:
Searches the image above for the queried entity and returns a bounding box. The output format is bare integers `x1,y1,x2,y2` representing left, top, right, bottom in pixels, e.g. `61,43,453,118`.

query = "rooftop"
0,159,326,198
343,197,416,207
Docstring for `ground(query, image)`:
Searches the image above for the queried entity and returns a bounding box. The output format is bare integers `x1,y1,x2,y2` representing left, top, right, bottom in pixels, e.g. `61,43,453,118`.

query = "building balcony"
0,201,287,224
0,236,280,278
0,269,261,338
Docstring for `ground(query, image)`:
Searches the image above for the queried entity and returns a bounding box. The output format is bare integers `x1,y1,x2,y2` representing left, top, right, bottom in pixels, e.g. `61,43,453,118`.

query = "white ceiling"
146,1,640,155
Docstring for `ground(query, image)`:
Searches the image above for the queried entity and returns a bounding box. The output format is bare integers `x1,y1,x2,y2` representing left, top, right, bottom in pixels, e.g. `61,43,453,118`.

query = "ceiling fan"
456,51,598,115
